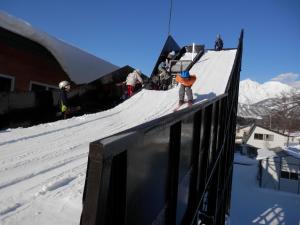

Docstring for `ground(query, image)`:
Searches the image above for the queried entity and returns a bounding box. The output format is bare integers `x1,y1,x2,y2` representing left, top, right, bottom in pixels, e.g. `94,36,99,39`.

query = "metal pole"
167,0,173,36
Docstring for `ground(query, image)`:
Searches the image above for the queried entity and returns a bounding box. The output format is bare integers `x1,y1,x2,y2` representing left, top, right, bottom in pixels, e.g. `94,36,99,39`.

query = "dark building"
0,11,132,128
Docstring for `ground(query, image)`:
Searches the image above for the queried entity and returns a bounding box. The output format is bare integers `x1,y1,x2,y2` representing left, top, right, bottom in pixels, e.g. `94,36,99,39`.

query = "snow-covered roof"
290,131,300,137
283,145,300,159
0,11,119,84
244,124,289,144
256,148,279,160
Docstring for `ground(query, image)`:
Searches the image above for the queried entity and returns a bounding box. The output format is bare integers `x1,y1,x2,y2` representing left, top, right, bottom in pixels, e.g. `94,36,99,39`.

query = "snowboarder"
58,80,80,119
214,34,224,51
125,69,144,97
175,70,196,108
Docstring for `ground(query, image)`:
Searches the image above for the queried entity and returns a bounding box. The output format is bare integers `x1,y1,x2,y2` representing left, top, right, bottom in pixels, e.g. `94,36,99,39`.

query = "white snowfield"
0,50,237,225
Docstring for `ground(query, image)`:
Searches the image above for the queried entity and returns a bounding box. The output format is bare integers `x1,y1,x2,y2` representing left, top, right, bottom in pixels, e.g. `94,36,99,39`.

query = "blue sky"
1,0,300,86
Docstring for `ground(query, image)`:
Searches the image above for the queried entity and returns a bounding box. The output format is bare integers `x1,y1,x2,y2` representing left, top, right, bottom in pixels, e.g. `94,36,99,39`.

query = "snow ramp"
0,32,243,225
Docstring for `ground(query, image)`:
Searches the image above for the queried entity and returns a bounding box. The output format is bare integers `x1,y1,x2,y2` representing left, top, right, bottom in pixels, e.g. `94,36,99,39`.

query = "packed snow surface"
231,153,300,225
0,50,236,225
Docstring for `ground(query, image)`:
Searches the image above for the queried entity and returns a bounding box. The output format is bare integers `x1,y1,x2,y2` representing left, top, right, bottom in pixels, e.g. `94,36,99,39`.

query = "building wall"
261,156,300,194
261,158,279,190
0,27,70,92
290,136,300,145
247,126,288,149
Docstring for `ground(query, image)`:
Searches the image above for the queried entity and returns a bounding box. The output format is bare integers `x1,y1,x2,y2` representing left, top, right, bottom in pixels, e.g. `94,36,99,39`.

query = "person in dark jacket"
157,51,176,90
58,80,71,119
58,80,80,119
214,34,224,51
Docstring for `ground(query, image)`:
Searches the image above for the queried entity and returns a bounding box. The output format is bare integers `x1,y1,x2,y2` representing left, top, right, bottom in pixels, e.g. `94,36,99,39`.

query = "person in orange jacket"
175,70,196,107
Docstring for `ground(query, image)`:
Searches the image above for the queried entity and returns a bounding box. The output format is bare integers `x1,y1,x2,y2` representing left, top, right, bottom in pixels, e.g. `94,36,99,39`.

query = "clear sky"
1,0,300,87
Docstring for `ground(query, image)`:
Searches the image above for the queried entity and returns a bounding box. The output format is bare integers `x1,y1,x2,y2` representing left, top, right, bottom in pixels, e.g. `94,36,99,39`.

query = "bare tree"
268,91,300,134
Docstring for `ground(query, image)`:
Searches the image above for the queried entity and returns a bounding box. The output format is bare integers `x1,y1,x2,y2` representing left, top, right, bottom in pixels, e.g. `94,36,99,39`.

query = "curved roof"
0,11,119,84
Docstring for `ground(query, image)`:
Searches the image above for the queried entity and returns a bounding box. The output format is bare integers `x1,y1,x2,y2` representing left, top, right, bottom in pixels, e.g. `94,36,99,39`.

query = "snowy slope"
239,79,296,104
0,50,237,225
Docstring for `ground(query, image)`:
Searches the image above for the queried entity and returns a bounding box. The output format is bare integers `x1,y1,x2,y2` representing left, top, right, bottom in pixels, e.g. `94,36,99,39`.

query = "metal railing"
80,30,243,225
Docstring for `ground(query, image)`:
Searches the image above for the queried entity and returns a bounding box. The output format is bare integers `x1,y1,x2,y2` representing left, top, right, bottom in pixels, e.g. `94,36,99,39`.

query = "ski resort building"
1,11,147,128
244,125,290,149
258,148,300,194
0,11,119,92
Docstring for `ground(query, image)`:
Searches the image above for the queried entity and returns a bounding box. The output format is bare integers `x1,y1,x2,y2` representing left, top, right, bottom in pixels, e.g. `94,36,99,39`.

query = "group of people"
58,34,223,118
151,50,176,90
58,69,144,119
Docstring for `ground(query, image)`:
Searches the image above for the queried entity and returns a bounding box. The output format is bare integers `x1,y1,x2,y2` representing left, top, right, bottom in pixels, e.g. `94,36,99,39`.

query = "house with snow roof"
0,11,149,128
0,10,119,92
244,124,291,149
290,132,300,145
257,147,300,194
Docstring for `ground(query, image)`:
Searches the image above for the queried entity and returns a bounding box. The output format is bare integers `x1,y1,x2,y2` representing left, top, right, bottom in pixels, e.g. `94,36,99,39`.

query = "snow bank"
230,153,300,225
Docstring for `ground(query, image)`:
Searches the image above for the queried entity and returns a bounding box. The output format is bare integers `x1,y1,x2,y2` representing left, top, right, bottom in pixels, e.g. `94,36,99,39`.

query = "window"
31,83,47,92
290,172,299,180
254,133,263,140
280,171,299,180
0,74,14,91
254,133,274,141
265,134,274,141
280,171,290,179
29,81,58,92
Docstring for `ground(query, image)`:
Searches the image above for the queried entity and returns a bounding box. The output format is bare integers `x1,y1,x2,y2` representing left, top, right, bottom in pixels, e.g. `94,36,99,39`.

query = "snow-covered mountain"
238,98,282,119
239,79,296,105
238,79,300,119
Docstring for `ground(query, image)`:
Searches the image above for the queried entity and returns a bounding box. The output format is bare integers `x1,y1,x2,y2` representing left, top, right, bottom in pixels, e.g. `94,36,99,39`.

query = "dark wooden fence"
80,30,243,225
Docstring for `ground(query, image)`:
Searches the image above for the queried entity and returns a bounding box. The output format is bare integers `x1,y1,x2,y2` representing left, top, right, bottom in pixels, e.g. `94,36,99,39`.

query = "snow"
283,145,300,159
239,79,297,104
230,153,300,225
0,49,237,225
256,148,278,160
0,10,119,84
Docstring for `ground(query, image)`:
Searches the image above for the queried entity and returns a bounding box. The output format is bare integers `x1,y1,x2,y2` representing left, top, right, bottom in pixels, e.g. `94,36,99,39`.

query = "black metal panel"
167,122,182,225
80,142,112,225
176,115,194,225
126,127,171,225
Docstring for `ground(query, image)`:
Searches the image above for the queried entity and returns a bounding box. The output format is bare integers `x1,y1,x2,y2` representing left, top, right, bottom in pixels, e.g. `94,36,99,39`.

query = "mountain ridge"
238,79,300,119
239,79,297,105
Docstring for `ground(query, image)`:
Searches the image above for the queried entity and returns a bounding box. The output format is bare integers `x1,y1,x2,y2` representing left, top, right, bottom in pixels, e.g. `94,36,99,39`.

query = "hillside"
238,79,300,119
239,79,297,105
